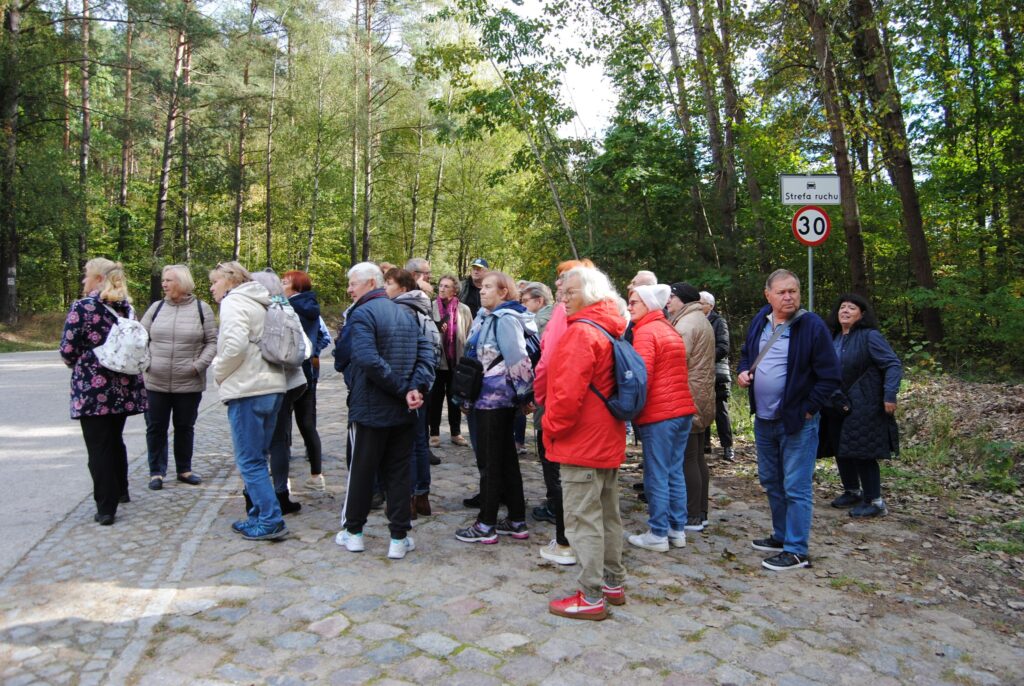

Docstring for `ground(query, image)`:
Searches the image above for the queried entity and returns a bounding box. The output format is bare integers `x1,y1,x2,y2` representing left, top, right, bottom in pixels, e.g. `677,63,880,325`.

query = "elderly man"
333,262,436,560
459,258,488,318
405,257,434,297
667,282,716,532
543,266,628,620
738,269,840,571
701,291,735,462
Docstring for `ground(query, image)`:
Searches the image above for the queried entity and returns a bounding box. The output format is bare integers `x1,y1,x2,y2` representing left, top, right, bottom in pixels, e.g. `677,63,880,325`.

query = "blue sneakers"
240,521,288,541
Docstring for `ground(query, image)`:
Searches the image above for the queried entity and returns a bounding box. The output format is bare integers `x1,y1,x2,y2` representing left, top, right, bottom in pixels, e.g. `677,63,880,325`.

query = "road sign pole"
808,246,814,312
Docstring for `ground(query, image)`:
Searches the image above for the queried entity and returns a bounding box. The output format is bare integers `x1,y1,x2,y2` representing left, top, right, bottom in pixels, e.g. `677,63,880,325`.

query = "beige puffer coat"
671,302,716,431
140,295,218,394
212,281,287,402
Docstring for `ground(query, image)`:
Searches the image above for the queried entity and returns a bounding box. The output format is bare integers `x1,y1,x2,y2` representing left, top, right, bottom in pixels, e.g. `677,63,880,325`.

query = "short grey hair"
631,270,657,287
251,269,284,297
699,290,715,308
765,269,800,290
563,266,620,307
405,257,429,274
521,281,553,306
162,264,195,295
349,261,384,288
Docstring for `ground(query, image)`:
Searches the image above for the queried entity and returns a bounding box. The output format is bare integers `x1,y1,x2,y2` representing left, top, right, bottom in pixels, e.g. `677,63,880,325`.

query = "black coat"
818,327,902,460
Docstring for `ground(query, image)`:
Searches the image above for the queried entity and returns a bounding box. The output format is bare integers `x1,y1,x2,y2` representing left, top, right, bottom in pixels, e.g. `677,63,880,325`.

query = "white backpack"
258,299,307,368
93,303,151,375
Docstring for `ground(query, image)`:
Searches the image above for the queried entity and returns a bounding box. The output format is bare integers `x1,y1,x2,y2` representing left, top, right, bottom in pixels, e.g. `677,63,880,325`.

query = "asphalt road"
0,350,221,578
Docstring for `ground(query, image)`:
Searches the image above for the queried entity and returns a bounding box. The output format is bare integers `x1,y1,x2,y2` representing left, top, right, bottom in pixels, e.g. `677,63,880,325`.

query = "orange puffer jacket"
542,299,627,469
632,309,696,426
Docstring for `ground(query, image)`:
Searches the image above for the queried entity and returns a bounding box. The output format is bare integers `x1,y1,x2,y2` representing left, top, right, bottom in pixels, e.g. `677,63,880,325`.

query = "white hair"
699,290,715,308
405,257,429,273
348,262,384,288
162,264,195,295
563,266,620,307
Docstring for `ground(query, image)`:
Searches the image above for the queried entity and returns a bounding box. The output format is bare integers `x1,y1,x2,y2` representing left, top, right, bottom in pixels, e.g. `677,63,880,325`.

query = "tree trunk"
116,15,133,256
232,0,258,262
265,53,278,270
151,21,187,303
0,3,22,324
408,116,422,259
348,0,360,266
849,0,943,344
62,0,70,153
426,143,447,262
360,0,374,262
799,0,868,299
78,0,91,270
306,56,326,272
180,38,192,263
997,10,1022,275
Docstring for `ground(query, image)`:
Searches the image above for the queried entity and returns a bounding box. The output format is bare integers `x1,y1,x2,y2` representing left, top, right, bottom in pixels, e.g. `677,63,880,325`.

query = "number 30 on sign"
791,205,831,247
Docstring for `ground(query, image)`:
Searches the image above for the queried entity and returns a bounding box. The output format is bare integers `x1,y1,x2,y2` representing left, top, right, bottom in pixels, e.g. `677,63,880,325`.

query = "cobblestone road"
1,369,1022,685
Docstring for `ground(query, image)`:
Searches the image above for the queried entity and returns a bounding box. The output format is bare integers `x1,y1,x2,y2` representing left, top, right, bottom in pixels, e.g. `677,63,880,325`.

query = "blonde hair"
85,257,132,304
162,264,195,295
209,261,251,289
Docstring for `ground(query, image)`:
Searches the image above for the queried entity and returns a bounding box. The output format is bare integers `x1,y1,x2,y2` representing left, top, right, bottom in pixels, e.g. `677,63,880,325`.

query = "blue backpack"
575,318,648,420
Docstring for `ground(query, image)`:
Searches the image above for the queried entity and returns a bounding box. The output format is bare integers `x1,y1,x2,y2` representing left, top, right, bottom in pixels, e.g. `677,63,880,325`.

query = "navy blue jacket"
288,289,321,382
334,289,436,428
738,304,841,435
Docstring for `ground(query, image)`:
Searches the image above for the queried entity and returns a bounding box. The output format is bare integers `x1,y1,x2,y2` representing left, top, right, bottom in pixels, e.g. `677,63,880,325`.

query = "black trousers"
427,368,462,437
837,457,882,500
477,407,526,526
145,390,202,477
81,414,129,517
269,384,306,493
292,379,322,475
704,380,734,450
342,422,414,539
684,430,709,519
537,425,568,546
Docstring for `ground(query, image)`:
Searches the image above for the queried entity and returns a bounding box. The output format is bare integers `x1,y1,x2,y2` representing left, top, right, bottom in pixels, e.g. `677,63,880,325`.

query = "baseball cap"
470,258,489,269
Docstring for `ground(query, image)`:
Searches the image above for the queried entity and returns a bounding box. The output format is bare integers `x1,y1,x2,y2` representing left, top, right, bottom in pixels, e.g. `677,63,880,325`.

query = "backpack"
151,298,206,326
93,302,151,375
575,318,648,421
258,299,307,368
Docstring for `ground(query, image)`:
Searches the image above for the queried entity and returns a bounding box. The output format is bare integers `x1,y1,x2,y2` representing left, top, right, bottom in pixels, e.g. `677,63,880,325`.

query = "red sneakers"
548,591,608,621
601,584,626,606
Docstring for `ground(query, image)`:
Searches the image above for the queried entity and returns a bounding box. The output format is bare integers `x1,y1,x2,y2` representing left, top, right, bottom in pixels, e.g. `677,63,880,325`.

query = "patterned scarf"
440,296,460,363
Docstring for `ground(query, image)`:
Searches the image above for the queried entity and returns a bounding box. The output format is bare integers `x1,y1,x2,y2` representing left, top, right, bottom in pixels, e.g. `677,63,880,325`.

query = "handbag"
451,356,485,403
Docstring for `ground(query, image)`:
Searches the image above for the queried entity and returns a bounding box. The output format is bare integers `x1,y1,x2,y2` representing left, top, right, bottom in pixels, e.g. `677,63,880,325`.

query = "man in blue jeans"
737,269,840,571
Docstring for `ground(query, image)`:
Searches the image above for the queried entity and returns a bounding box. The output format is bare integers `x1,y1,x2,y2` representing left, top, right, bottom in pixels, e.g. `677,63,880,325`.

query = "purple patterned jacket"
60,292,148,419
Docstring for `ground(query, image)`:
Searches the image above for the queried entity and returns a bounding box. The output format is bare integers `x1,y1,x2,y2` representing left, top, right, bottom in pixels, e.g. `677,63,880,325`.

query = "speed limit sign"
791,205,831,247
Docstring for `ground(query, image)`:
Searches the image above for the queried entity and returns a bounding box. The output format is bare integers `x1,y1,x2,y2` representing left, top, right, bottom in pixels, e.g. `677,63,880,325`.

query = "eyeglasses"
563,288,580,299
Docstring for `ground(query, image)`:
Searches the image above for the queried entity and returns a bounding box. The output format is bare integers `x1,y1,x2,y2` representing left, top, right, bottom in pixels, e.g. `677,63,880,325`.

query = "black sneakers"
751,536,784,552
762,551,811,571
850,500,888,518
830,490,862,508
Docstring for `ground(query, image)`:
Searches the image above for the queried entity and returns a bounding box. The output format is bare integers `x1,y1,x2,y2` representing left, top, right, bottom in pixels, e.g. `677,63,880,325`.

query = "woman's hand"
884,401,896,415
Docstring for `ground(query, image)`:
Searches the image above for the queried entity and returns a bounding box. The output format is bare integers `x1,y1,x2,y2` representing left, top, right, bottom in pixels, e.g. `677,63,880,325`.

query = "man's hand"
406,389,424,410
417,279,434,297
737,370,752,388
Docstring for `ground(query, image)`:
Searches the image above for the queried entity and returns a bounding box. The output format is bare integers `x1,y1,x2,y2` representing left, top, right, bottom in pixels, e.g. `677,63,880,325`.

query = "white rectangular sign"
780,174,841,205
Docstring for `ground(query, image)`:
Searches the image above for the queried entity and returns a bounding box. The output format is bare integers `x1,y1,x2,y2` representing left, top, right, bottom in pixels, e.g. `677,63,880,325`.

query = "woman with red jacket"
625,284,696,552
542,266,628,621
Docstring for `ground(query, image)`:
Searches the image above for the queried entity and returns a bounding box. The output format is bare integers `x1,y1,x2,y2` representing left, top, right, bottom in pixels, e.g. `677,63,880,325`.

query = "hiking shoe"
429,452,442,466
451,435,469,447
241,521,288,541
831,490,862,509
429,436,441,448
532,504,556,524
232,518,255,534
628,530,670,552
850,500,888,518
455,521,498,544
462,494,481,509
667,529,687,548
539,540,577,565
549,591,607,621
388,536,415,559
762,551,811,571
496,518,529,539
335,530,365,552
751,536,785,552
683,517,705,532
304,475,325,492
602,584,626,606
722,448,736,462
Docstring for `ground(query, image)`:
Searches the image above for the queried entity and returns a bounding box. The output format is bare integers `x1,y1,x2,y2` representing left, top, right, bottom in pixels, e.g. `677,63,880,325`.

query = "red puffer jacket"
631,309,696,426
542,299,627,469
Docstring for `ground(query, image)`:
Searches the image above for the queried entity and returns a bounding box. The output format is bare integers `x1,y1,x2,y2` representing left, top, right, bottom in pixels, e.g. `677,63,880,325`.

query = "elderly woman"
210,261,288,540
60,258,148,525
428,274,472,448
819,293,903,518
520,281,554,337
455,271,536,544
140,264,217,491
282,270,325,491
626,284,696,552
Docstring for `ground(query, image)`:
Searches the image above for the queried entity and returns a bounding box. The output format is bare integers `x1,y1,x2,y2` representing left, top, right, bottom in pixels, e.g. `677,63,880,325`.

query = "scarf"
440,296,460,363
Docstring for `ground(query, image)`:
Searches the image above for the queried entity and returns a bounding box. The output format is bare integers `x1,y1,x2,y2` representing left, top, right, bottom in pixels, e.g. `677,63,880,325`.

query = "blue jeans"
227,393,284,528
410,408,431,495
637,415,692,537
754,415,820,556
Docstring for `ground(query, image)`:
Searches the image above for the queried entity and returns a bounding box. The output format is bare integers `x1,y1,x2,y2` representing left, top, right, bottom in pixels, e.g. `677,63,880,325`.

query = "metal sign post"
808,247,814,312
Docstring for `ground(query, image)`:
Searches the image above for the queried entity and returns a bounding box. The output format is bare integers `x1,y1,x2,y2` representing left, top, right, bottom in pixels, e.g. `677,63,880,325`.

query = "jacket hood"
394,289,431,316
567,299,627,337
289,290,320,317
670,300,705,325
228,280,271,306
493,302,538,336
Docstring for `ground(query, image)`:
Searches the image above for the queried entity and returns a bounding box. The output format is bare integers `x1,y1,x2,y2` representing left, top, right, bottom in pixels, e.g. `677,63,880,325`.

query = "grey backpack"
259,299,307,368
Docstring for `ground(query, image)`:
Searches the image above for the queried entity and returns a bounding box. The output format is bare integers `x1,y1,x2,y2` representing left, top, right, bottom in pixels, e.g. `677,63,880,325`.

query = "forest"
0,0,1021,373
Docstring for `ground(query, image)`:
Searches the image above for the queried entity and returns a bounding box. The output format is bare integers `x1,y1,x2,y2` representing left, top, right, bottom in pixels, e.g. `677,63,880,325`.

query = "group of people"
61,255,902,620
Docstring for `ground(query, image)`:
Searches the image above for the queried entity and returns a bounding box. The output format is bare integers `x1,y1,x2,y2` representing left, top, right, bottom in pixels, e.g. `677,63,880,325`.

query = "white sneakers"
539,539,577,565
667,528,687,548
628,531,670,552
388,537,416,560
